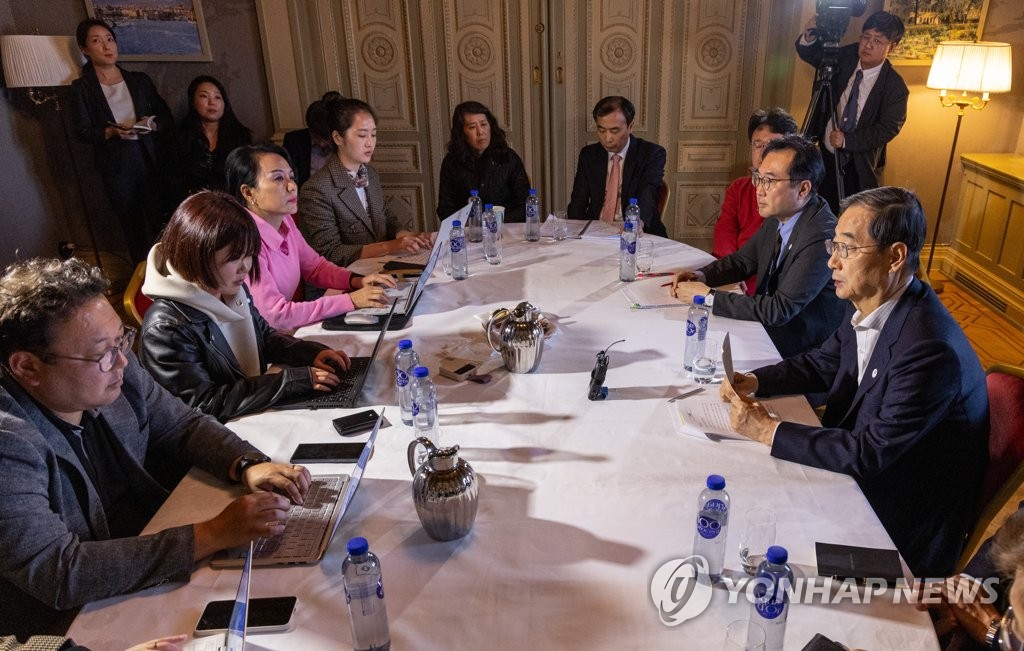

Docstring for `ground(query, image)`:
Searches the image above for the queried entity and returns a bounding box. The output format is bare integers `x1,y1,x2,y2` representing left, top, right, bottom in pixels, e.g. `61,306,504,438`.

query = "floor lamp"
924,41,1013,291
0,35,102,270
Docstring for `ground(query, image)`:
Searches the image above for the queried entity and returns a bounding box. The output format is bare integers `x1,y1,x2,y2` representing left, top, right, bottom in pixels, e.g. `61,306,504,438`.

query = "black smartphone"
332,409,379,437
290,442,365,464
194,596,297,635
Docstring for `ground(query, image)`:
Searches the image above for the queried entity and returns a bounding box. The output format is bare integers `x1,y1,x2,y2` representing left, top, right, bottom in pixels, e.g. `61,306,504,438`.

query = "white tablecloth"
69,226,937,650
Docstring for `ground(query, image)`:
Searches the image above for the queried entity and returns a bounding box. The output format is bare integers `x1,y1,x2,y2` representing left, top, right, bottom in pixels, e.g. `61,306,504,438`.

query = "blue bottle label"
396,369,408,387
377,577,385,600
696,498,727,539
753,580,787,620
627,241,636,254
451,236,464,253
487,220,498,233
686,319,696,336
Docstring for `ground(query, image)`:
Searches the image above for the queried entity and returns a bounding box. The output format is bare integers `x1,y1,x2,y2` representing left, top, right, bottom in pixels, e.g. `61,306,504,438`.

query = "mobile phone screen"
290,442,365,464
195,596,297,632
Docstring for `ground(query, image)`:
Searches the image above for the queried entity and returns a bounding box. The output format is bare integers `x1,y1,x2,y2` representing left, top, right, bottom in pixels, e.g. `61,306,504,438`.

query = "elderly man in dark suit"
797,11,909,214
723,187,989,578
673,135,844,358
0,258,311,637
567,96,668,237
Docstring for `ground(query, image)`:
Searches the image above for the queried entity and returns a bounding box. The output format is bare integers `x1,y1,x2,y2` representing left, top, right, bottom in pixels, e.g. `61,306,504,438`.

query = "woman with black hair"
435,100,530,222
175,75,253,196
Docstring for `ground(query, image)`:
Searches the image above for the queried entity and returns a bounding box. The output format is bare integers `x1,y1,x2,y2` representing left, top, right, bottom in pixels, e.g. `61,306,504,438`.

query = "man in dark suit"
673,135,844,358
797,11,909,214
567,96,668,237
723,187,989,577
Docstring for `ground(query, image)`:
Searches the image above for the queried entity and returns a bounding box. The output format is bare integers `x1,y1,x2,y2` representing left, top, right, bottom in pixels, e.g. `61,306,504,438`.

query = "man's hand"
193,491,293,560
671,280,711,304
828,128,846,149
721,373,758,401
728,392,777,445
125,635,187,651
243,462,312,506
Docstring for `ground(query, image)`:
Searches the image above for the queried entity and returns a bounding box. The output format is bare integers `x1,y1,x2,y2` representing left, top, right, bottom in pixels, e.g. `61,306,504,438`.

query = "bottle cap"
623,222,634,231
629,197,638,205
470,189,479,196
693,294,705,305
529,188,537,195
398,339,412,349
453,220,462,227
706,474,725,490
413,366,429,378
347,536,369,556
766,545,788,564
484,203,494,210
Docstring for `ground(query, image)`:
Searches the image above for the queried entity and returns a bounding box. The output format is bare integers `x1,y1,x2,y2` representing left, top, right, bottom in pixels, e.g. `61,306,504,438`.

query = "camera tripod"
801,45,847,203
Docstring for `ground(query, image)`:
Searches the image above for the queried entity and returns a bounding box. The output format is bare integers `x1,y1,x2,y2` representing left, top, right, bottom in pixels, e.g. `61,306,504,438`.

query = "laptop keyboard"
302,357,369,408
253,475,345,560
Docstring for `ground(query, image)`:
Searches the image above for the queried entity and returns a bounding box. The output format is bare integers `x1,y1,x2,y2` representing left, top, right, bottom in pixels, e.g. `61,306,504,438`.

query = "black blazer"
567,135,667,237
140,287,328,422
699,196,843,358
283,128,313,188
435,148,530,222
796,40,909,189
754,278,990,576
71,63,173,176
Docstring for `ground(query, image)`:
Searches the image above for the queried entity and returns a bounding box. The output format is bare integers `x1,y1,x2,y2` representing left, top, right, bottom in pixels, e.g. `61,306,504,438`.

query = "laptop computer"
186,542,251,650
322,213,458,332
275,300,397,410
211,410,383,568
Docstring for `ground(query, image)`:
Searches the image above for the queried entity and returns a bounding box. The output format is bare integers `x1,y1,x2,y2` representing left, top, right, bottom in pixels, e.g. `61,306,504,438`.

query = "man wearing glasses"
797,10,909,214
722,187,988,578
672,135,844,358
0,258,311,637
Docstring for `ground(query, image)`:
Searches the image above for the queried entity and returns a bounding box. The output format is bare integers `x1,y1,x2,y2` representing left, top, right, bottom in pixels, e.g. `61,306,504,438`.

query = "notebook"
322,213,458,332
186,542,251,650
211,410,383,568
275,301,397,410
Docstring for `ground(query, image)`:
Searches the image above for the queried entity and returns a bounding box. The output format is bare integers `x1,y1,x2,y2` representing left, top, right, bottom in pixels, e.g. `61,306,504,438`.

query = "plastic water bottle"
342,536,391,651
624,197,642,237
683,294,709,373
466,189,483,243
692,474,730,581
525,188,541,242
619,221,636,282
482,203,502,265
450,220,468,280
750,545,794,651
394,340,419,426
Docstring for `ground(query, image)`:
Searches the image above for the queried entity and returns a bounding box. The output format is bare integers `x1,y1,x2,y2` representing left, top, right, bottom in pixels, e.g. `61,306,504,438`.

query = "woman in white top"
71,18,174,264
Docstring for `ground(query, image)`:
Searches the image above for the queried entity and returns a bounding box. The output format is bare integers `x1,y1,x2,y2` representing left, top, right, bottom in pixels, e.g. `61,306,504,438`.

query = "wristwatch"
236,451,272,480
985,615,1003,649
704,289,716,308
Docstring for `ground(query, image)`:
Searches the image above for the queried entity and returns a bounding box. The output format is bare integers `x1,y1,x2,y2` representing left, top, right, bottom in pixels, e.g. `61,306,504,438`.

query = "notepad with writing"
621,278,687,309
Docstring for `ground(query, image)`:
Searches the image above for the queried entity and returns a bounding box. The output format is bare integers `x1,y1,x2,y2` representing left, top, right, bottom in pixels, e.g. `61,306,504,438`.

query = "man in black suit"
567,96,667,237
723,187,989,577
797,11,909,214
672,135,843,358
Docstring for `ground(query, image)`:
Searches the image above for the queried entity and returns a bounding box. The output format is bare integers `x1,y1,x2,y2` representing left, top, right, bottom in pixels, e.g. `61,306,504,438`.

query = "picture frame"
84,0,212,62
883,0,990,66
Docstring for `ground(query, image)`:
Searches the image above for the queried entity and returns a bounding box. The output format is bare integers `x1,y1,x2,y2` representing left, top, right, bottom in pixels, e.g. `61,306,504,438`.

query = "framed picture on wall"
85,0,212,62
883,0,990,65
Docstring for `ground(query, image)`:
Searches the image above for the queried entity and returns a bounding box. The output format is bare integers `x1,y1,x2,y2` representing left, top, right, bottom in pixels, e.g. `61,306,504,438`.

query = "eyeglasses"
825,240,881,259
1001,607,1023,651
41,326,136,373
859,34,891,48
750,172,801,192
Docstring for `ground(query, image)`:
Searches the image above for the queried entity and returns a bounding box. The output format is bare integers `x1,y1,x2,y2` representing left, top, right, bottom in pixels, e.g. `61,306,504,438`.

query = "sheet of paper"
670,392,821,442
621,277,687,310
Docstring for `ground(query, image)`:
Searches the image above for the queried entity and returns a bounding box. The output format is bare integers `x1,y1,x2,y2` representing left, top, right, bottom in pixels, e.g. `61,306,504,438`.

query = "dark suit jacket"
283,128,313,188
753,278,989,577
699,196,843,358
567,135,668,237
436,148,530,223
298,156,413,267
796,40,909,190
71,63,173,176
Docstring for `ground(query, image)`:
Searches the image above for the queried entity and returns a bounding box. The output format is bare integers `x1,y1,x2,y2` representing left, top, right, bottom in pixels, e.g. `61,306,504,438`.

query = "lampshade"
927,41,1013,93
1,35,84,88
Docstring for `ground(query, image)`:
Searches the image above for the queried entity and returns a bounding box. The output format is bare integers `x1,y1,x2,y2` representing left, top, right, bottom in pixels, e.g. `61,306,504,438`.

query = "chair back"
656,181,670,218
123,261,153,328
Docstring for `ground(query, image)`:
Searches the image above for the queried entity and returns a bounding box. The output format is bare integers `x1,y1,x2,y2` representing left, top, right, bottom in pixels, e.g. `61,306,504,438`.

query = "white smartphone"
194,596,297,635
439,357,480,381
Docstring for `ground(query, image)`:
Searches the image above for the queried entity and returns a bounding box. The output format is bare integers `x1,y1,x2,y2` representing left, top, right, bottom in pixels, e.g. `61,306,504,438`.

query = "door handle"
556,66,563,84
533,66,542,84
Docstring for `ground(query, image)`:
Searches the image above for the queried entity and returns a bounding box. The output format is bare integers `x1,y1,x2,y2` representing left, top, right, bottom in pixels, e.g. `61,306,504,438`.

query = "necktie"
762,230,783,295
840,70,863,132
600,154,622,222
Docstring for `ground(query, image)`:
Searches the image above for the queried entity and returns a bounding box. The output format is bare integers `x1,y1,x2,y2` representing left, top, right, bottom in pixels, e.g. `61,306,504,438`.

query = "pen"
660,281,673,287
637,272,673,279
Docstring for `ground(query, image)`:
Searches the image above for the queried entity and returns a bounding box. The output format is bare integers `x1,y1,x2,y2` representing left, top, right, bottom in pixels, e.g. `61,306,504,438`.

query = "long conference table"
68,224,938,650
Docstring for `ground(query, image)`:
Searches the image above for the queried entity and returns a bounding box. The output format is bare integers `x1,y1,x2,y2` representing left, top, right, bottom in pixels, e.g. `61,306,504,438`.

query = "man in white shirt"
796,11,909,213
721,186,989,577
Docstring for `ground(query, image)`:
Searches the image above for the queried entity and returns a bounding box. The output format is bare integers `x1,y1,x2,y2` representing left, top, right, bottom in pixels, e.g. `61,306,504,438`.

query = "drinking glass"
739,508,777,576
636,240,654,273
552,211,569,241
723,619,765,651
440,241,452,276
692,335,720,384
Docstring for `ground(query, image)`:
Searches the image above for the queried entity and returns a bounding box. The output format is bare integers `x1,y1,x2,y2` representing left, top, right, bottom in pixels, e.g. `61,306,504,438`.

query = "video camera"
813,0,867,46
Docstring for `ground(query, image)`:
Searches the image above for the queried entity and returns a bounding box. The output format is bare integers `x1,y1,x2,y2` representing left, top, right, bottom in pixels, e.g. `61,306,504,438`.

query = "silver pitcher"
407,437,479,541
487,301,545,373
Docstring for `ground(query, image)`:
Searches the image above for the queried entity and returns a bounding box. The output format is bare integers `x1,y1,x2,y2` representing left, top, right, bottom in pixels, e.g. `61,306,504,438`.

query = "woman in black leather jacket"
435,101,531,222
139,191,352,422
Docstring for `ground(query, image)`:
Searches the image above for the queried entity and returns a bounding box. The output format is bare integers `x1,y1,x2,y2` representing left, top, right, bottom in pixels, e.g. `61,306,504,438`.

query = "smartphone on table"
194,596,297,635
